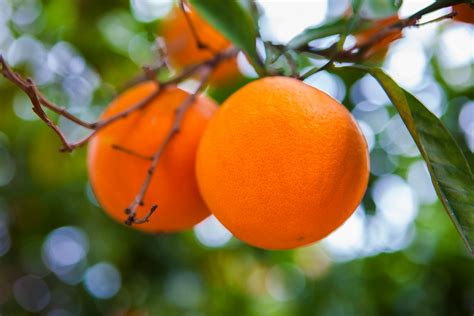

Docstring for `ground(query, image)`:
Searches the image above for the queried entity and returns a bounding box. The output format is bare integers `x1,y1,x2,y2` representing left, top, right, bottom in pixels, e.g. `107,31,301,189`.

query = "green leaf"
189,0,260,68
365,0,403,18
346,66,474,255
288,18,348,50
338,0,365,50
352,0,365,12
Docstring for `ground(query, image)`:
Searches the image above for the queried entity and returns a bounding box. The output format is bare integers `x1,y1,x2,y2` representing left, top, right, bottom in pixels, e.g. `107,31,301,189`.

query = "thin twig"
0,48,238,153
350,10,457,59
112,144,153,161
121,46,238,93
0,58,94,129
407,0,462,20
1,45,236,228
179,0,218,54
125,204,158,225
154,37,171,71
0,56,75,150
121,39,169,91
143,65,159,84
124,66,213,226
121,62,164,92
416,11,457,26
59,86,162,152
296,0,465,78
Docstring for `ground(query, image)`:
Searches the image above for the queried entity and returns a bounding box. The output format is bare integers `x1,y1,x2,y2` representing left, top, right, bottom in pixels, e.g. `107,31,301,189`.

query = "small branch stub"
124,204,158,225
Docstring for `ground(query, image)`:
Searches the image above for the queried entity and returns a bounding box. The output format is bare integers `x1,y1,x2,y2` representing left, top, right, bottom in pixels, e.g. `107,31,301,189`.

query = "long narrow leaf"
288,18,348,50
346,66,474,255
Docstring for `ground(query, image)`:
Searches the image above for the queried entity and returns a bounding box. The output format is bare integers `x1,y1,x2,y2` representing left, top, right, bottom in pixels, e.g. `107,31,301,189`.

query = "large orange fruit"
196,77,369,249
453,3,474,24
88,82,217,233
161,5,241,86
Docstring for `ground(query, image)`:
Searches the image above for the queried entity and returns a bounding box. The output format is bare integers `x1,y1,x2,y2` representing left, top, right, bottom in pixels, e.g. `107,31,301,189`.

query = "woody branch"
297,0,465,68
0,3,237,226
124,66,213,225
0,48,237,153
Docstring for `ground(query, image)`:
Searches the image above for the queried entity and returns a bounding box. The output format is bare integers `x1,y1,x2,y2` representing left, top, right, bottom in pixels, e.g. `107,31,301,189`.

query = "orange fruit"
196,77,369,249
161,5,241,86
88,81,217,233
453,3,474,24
355,15,402,61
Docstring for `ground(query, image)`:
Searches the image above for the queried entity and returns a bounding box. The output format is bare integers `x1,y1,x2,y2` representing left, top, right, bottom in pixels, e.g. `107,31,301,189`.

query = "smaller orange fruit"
355,15,402,61
196,77,370,250
88,82,217,233
452,3,474,24
161,5,241,86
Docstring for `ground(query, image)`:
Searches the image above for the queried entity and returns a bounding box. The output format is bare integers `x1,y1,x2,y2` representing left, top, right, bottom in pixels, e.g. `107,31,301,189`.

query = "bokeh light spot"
304,71,346,102
130,0,173,22
258,0,327,43
84,262,121,299
194,215,232,248
164,272,203,308
265,263,306,301
13,275,50,312
42,226,89,281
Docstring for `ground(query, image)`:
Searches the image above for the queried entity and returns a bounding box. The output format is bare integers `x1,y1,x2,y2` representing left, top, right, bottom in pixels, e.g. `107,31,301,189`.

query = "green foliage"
189,0,260,68
0,0,473,315
355,67,474,255
364,0,403,17
288,18,348,50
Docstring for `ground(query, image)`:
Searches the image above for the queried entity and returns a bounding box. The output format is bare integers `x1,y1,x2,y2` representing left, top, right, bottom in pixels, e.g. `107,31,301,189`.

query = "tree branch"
296,0,465,78
0,48,238,152
124,66,213,226
0,56,76,151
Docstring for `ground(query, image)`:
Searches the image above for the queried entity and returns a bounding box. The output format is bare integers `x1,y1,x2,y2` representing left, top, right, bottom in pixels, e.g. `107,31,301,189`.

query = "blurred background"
0,0,473,315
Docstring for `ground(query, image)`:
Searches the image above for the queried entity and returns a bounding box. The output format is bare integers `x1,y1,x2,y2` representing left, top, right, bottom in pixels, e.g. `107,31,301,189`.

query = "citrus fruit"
355,15,401,61
196,76,369,249
161,5,241,86
88,81,217,232
453,3,474,24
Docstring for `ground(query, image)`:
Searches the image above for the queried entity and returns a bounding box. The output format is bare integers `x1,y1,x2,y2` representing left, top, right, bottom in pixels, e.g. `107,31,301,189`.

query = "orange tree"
0,0,473,314
2,0,472,253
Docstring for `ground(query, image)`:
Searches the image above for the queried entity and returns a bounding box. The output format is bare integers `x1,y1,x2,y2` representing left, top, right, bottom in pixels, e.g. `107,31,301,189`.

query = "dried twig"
120,47,238,91
178,0,218,54
125,204,158,225
111,144,153,161
0,57,95,130
416,11,457,26
121,39,170,91
347,11,456,59
0,48,237,152
1,45,236,226
124,66,213,226
296,0,464,79
0,56,76,151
